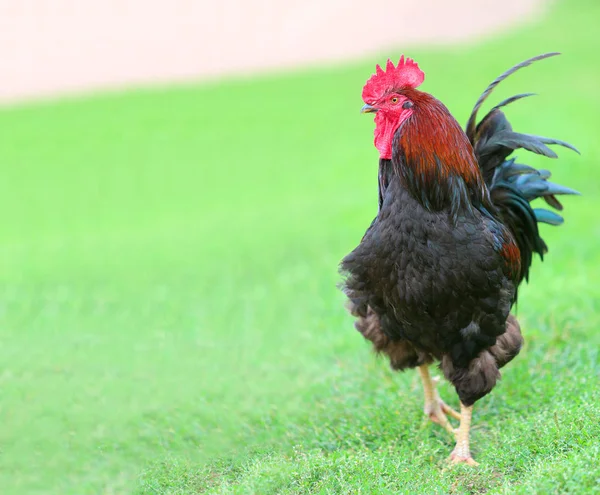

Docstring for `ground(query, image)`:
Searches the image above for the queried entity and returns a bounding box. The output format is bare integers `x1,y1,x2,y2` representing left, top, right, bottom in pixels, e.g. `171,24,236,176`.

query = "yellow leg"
450,403,479,466
418,365,460,435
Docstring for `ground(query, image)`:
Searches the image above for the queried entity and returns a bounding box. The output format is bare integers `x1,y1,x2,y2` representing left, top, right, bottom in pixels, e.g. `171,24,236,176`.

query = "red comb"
362,55,425,104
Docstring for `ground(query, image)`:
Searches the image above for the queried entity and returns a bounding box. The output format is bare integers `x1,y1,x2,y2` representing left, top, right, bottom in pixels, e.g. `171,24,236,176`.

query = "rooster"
341,53,579,465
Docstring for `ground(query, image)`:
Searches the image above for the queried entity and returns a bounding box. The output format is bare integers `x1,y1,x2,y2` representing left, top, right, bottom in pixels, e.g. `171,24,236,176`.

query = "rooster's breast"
341,177,514,355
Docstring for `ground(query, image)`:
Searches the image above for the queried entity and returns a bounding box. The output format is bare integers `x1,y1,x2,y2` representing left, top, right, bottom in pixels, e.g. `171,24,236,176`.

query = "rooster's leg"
418,364,460,435
450,403,479,466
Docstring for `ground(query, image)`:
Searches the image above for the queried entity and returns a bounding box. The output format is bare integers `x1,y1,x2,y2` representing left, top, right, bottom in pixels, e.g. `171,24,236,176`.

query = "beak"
361,103,378,114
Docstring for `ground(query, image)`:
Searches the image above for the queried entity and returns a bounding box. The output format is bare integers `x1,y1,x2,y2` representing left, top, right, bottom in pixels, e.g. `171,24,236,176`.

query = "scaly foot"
448,403,479,467
427,376,461,419
424,395,457,436
418,367,460,435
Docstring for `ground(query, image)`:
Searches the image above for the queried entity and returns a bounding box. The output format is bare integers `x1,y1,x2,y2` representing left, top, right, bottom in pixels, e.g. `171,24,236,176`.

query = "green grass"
1,0,599,493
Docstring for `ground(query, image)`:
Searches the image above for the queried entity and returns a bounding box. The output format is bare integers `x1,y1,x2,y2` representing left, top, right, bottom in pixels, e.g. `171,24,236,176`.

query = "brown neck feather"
392,90,492,217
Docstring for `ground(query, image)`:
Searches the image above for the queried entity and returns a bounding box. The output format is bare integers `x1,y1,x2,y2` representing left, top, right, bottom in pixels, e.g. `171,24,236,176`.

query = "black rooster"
341,53,579,464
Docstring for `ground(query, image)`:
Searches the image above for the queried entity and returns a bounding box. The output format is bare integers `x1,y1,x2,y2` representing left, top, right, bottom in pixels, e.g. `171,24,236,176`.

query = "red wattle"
374,112,399,160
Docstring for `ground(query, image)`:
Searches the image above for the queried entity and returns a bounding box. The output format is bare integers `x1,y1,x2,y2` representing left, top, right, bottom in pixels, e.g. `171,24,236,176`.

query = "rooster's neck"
389,98,492,218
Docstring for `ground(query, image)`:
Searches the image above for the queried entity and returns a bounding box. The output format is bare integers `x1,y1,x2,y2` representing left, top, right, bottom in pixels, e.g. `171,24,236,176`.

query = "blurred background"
0,1,598,494
0,0,543,103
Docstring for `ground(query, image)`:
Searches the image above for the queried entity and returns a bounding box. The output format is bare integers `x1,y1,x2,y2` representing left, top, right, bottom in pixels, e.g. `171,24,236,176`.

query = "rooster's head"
361,56,425,160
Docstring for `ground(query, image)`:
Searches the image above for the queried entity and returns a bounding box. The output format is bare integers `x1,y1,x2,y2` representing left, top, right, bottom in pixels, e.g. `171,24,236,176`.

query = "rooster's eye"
403,101,413,109
391,97,398,104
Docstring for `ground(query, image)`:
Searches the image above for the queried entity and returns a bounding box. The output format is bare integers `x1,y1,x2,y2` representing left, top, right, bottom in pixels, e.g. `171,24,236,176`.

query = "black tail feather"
466,52,560,141
533,208,564,226
467,54,579,284
492,92,537,109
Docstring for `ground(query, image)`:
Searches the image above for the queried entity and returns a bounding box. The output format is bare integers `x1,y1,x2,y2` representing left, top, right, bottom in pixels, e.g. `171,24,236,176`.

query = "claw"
424,400,457,436
419,367,459,437
449,453,479,466
440,401,461,420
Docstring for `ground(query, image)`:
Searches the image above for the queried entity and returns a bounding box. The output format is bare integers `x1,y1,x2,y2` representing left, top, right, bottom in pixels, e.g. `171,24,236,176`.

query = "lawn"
0,0,599,493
